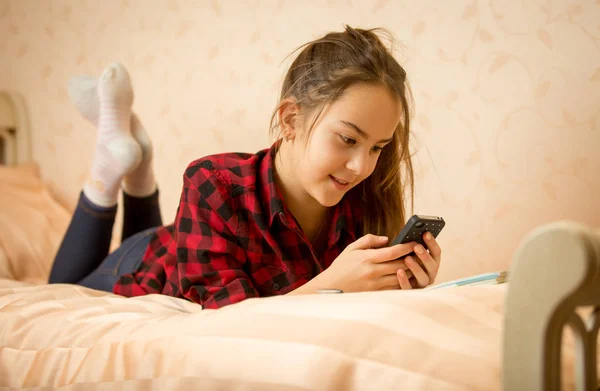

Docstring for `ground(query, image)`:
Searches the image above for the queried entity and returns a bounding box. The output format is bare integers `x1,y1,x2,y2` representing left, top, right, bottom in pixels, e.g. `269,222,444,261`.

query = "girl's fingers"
397,269,412,290
378,259,410,275
423,232,442,263
378,274,400,289
405,256,430,288
378,269,414,290
413,243,439,283
368,242,418,263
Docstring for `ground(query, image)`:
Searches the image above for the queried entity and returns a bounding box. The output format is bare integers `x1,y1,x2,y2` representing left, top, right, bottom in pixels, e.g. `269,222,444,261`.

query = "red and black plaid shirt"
113,143,361,309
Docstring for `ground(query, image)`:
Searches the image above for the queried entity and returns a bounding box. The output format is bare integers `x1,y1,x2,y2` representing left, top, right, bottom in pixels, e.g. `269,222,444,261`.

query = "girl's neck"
273,144,328,242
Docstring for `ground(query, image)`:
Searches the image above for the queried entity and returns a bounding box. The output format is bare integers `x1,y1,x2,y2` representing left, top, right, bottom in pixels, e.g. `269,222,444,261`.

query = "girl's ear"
278,98,300,141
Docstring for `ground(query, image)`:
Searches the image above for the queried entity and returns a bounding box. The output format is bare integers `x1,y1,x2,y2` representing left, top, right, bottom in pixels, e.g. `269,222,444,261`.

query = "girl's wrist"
286,272,332,295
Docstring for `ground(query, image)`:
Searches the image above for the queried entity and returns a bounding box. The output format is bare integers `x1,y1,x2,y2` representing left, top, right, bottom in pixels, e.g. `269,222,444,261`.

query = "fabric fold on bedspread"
1,282,511,390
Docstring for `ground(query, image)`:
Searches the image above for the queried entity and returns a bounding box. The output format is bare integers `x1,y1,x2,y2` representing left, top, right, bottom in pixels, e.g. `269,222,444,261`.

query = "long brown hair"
269,25,414,240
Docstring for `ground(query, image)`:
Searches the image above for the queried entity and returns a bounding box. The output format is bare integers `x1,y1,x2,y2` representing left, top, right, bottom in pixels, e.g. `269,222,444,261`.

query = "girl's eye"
372,146,384,152
340,135,356,145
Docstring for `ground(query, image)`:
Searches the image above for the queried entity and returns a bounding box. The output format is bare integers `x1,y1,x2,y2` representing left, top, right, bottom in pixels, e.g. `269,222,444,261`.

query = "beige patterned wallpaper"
1,0,598,282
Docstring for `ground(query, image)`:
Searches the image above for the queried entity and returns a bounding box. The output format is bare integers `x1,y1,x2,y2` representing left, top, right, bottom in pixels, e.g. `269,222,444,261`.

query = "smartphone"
390,215,445,249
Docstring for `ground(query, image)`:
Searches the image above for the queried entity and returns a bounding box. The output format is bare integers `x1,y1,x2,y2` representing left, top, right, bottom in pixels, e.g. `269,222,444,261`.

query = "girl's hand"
396,231,442,289
315,234,417,293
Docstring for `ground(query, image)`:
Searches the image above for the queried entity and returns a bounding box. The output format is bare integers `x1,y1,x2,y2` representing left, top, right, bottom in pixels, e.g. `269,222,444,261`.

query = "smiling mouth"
330,175,351,186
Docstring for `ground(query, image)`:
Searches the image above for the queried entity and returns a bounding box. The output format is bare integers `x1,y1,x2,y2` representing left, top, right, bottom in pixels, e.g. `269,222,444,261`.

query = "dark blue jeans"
76,227,156,292
48,190,163,293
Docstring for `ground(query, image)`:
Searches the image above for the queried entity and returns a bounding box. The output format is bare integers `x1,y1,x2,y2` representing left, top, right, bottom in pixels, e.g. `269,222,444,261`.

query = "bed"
0,89,598,390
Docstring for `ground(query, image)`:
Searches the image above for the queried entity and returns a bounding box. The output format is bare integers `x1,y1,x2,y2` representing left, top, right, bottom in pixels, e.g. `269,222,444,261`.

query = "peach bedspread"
2,279,508,390
0,165,581,390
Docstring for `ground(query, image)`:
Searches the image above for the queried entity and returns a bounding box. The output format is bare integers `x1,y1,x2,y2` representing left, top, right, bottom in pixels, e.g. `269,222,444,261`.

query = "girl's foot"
82,63,141,207
69,65,156,200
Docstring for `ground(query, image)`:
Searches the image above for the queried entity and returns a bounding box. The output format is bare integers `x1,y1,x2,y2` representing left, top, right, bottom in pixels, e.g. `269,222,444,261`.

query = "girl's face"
288,83,402,208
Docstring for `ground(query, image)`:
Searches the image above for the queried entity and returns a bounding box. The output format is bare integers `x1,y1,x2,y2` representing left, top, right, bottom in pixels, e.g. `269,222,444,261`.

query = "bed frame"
504,222,599,390
0,89,598,389
0,90,30,166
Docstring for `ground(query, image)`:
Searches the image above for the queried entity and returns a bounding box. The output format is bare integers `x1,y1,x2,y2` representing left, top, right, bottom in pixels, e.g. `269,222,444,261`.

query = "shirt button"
272,283,281,291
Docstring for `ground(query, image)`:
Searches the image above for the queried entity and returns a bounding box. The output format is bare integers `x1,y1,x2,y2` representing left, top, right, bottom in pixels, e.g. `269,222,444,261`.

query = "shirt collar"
258,141,360,243
258,141,286,227
326,190,360,247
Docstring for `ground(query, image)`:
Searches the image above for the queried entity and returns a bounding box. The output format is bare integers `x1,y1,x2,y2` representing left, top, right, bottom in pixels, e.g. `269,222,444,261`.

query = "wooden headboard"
0,91,31,166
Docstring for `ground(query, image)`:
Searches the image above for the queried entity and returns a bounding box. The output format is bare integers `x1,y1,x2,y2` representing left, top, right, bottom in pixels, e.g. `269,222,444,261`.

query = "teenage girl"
48,26,443,309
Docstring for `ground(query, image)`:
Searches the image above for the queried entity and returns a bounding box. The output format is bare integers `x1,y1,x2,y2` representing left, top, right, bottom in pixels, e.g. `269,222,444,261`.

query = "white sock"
69,69,156,198
123,114,157,197
68,75,99,125
82,63,142,207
